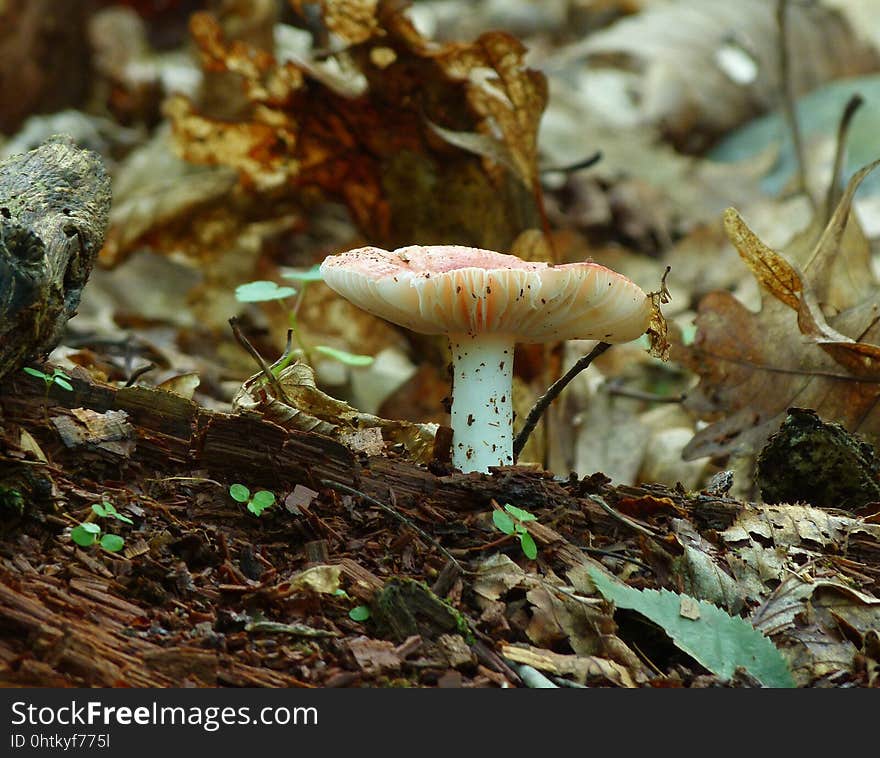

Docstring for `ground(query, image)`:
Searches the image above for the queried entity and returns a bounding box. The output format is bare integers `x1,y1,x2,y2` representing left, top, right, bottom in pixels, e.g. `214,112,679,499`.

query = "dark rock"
756,408,880,509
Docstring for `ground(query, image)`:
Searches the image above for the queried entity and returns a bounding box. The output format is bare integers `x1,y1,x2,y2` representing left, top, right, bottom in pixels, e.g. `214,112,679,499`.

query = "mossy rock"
756,408,880,509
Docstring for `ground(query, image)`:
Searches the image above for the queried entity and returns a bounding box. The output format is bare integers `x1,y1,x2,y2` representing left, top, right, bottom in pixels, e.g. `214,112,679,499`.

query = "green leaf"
504,504,537,522
23,367,49,381
349,605,371,622
53,377,74,391
588,568,795,688
492,510,516,535
100,534,125,552
519,532,538,560
313,345,374,366
229,483,250,502
251,490,276,509
281,265,324,283
235,280,297,303
71,524,99,547
91,503,109,518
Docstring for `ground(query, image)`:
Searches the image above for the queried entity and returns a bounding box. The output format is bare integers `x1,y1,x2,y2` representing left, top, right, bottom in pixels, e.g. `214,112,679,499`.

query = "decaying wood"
0,136,111,380
0,565,310,687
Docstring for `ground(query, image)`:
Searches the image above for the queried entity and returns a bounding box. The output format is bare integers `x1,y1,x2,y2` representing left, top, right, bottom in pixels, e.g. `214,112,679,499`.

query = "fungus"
320,245,651,473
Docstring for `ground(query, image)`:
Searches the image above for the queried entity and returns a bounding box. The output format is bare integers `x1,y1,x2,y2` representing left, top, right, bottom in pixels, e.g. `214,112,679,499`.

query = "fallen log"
0,136,111,380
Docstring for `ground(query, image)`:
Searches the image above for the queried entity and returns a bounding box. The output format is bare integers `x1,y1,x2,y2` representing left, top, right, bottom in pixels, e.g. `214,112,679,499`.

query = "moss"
757,408,880,509
372,577,474,645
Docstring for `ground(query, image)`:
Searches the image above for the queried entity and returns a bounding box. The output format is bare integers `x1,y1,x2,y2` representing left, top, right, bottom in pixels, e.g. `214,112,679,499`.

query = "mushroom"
320,245,651,473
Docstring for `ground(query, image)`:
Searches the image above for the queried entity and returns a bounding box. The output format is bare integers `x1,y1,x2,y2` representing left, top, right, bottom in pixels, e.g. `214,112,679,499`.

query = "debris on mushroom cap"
320,244,652,342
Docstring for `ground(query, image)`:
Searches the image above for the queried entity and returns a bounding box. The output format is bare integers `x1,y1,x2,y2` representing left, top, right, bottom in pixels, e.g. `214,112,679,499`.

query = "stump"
0,136,111,380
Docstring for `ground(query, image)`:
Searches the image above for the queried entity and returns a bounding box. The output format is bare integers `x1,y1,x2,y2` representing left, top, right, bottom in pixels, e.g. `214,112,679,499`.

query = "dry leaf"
167,1,547,252
233,359,439,464
681,161,880,460
573,0,879,149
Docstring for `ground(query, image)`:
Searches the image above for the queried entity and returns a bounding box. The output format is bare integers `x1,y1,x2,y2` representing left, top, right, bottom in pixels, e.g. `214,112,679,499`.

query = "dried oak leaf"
681,161,880,460
232,359,439,464
167,0,546,251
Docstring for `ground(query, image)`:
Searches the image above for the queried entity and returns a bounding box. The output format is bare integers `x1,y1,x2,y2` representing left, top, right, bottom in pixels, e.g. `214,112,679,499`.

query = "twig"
577,545,654,573
513,341,611,459
320,479,465,572
541,151,602,176
825,93,864,216
587,494,662,539
228,317,291,404
605,381,683,404
124,362,156,387
777,0,815,210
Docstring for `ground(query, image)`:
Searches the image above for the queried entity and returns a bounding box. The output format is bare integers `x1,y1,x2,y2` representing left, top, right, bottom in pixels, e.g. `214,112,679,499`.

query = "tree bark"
0,136,111,380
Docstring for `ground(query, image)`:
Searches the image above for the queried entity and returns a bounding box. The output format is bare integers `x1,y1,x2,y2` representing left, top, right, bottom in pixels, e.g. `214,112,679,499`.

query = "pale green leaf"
519,532,538,560
229,483,250,502
492,510,516,535
100,534,125,552
589,568,795,687
281,265,324,283
314,345,374,366
235,280,297,303
504,504,537,522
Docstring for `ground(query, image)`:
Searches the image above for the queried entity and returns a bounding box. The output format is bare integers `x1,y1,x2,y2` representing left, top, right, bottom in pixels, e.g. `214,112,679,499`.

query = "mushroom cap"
320,244,652,343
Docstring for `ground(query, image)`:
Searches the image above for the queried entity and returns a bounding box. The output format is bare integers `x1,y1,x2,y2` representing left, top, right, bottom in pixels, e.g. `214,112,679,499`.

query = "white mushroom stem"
449,332,515,473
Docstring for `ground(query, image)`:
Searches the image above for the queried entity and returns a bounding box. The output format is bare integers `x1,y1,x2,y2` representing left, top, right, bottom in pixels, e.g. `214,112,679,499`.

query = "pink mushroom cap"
320,244,651,343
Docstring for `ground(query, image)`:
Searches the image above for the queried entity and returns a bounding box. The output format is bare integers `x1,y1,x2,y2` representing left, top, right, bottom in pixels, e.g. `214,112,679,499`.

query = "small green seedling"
70,499,132,553
230,484,277,516
71,523,125,552
235,280,298,303
492,503,538,560
91,500,133,524
235,272,374,369
23,366,73,392
348,605,371,622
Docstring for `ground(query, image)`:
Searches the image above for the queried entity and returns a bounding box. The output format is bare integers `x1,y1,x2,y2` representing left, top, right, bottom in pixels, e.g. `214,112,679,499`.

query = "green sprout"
492,504,539,560
348,605,371,622
229,483,277,516
235,266,374,370
91,500,133,524
23,366,73,391
70,500,131,553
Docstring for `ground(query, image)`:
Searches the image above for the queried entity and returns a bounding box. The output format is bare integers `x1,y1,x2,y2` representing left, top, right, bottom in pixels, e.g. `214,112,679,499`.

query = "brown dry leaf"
232,359,439,464
501,644,639,688
720,502,880,602
572,0,880,150
167,1,547,253
751,571,880,685
681,161,880,460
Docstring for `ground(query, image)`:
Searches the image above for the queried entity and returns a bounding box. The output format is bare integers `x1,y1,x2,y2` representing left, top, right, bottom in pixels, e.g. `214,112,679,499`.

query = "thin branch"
824,93,865,216
777,0,815,210
228,317,291,404
541,151,602,176
513,341,611,460
320,479,465,572
587,494,662,539
605,381,684,404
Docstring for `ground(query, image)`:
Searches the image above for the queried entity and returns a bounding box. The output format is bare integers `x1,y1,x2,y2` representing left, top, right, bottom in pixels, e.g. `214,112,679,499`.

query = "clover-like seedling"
229,484,277,516
70,523,125,552
492,503,538,560
235,273,374,369
91,500,133,524
70,499,132,553
23,366,73,391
